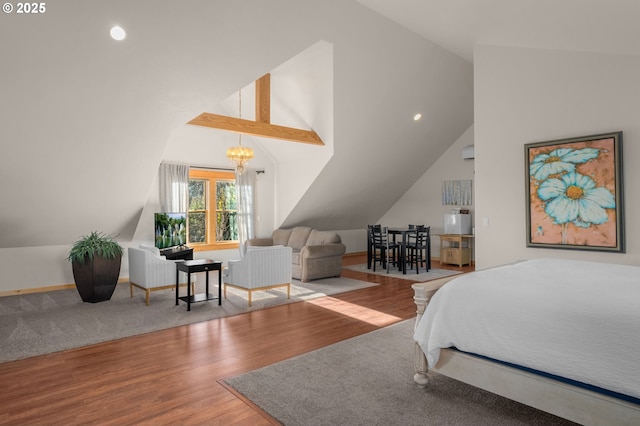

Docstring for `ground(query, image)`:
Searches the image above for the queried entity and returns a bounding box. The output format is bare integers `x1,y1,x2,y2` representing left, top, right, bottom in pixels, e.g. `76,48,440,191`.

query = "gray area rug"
225,320,577,426
0,276,376,363
345,263,463,282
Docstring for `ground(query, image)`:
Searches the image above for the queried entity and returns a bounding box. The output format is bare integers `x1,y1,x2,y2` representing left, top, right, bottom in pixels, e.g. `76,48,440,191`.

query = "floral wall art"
525,131,624,252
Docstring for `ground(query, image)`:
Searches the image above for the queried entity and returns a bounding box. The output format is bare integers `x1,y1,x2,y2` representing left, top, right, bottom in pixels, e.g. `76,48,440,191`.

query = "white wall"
334,126,475,256
270,41,335,227
474,45,640,269
379,125,475,257
337,229,368,253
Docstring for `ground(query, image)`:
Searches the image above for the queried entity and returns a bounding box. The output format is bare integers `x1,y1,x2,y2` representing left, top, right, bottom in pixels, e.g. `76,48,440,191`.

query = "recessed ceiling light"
110,25,126,41
413,113,422,121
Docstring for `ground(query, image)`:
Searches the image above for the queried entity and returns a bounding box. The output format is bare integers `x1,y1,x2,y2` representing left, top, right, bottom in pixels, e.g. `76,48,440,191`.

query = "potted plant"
68,231,123,303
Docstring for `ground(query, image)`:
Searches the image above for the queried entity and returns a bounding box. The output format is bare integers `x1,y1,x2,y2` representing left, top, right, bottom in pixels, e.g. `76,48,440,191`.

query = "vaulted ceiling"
6,1,639,249
0,0,473,248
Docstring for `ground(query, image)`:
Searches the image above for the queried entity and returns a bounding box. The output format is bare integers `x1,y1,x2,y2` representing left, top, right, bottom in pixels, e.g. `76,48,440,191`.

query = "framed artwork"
442,180,472,206
525,131,624,252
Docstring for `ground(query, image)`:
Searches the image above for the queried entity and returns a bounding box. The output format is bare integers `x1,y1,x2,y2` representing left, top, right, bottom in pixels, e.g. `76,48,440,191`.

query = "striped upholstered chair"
128,245,193,305
223,245,292,306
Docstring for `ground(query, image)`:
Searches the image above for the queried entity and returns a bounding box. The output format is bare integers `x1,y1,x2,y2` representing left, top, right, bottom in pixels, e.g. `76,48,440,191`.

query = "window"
188,169,238,251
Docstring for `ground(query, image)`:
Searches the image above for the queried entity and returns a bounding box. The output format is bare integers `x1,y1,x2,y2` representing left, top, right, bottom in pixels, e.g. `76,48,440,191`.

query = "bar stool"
406,225,431,273
370,226,399,273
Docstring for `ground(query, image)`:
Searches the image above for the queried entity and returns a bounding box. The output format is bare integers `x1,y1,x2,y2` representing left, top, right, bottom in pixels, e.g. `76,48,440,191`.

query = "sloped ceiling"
0,0,472,248
357,0,640,62
283,32,473,229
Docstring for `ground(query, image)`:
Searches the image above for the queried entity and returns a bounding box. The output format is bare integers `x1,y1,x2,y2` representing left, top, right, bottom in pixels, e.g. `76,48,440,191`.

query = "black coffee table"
175,259,223,311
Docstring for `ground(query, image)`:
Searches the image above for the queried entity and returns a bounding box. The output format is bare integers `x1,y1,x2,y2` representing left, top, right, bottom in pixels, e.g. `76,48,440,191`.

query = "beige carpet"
226,320,577,426
345,263,463,282
0,276,377,363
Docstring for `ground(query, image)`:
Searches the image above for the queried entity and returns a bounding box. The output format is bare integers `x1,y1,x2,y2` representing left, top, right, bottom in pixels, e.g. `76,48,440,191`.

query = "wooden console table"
175,259,223,311
439,234,473,267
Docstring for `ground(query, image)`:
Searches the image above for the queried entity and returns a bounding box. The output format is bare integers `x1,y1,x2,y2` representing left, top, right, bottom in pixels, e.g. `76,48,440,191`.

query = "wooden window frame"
188,169,239,252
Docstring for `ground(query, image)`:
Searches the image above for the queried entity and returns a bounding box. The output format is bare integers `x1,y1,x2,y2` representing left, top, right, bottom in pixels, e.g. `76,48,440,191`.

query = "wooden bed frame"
412,277,640,426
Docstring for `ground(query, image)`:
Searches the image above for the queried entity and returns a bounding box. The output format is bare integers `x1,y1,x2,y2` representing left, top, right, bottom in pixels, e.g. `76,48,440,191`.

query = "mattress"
413,258,640,399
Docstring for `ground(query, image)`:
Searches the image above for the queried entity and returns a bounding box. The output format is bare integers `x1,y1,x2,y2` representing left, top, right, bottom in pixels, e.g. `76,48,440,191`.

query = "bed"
412,258,640,426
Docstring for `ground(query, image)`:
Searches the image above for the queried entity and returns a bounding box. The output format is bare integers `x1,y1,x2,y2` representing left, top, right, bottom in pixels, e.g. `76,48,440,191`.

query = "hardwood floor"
0,255,473,425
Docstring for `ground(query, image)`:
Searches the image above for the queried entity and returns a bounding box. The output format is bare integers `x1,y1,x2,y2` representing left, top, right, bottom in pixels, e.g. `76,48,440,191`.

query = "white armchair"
128,245,193,305
223,245,292,306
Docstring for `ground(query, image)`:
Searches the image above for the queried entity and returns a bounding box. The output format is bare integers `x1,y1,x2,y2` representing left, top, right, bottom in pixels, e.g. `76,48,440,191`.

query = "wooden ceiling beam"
255,73,271,124
187,112,324,145
188,73,324,146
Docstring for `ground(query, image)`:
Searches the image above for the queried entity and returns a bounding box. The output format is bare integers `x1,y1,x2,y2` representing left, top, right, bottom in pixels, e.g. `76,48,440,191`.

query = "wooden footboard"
411,276,459,386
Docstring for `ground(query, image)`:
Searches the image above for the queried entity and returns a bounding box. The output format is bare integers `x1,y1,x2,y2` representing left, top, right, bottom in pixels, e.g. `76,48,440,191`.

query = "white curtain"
236,168,256,255
159,163,189,213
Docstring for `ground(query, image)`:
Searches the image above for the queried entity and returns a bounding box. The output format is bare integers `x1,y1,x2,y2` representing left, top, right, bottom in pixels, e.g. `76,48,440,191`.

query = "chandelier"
226,144,253,173
226,89,254,173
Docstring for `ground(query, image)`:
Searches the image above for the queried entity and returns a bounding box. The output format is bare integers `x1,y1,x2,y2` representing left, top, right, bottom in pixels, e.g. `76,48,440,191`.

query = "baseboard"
344,251,366,258
0,278,130,298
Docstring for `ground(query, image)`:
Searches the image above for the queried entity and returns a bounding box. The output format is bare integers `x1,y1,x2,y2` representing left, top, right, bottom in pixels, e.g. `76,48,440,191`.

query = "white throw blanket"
414,258,640,399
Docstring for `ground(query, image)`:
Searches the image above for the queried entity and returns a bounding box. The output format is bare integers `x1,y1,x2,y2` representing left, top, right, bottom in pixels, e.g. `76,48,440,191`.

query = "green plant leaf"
68,231,123,264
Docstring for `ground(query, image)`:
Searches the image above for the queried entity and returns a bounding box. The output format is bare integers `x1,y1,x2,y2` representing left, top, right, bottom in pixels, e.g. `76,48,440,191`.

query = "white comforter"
414,258,640,399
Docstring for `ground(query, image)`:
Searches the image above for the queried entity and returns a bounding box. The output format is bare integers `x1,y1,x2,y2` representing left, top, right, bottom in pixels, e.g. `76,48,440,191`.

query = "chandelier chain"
226,88,254,173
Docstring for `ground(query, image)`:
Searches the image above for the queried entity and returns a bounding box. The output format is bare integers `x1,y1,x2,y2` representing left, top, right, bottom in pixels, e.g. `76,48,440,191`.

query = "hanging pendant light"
226,90,254,173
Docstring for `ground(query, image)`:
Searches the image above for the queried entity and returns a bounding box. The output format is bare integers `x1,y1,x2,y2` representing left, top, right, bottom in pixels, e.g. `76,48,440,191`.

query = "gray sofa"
247,227,346,282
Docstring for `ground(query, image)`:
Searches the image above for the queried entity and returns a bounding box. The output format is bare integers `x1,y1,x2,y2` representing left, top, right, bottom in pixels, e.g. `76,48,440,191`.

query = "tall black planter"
72,254,122,303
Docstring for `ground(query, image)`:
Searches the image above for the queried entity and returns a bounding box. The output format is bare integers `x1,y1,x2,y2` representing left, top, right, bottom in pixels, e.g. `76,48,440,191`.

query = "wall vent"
462,145,474,160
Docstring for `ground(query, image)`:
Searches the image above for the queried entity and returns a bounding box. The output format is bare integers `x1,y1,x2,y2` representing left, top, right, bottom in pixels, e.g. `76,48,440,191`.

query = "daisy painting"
525,132,624,252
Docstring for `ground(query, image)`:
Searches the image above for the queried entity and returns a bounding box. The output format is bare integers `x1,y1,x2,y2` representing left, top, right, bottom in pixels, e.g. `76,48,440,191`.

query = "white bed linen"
414,258,640,399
